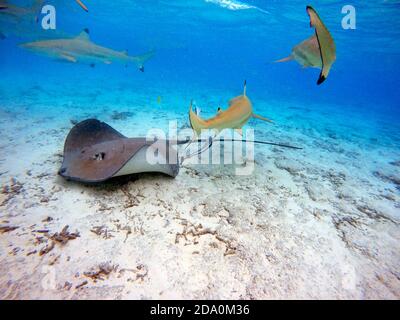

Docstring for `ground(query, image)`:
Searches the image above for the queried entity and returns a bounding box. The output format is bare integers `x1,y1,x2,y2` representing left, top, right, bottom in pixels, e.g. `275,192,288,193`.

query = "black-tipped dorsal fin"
64,119,126,154
76,28,90,41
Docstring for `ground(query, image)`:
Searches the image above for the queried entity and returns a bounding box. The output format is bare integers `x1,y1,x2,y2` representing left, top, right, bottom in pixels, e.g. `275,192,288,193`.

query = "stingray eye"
93,152,105,161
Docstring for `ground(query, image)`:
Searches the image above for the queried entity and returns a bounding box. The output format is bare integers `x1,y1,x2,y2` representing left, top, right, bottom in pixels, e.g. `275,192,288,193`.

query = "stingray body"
59,119,179,183
276,6,336,85
20,29,155,71
189,82,273,136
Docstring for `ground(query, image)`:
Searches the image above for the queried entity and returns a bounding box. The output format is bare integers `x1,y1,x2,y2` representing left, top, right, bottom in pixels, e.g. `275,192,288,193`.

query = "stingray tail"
253,113,274,123
274,55,293,63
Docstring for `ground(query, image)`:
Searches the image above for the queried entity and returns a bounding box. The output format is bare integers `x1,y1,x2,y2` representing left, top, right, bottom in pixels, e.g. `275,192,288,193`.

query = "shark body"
0,0,42,21
276,35,322,68
189,81,273,136
20,29,155,71
0,0,43,39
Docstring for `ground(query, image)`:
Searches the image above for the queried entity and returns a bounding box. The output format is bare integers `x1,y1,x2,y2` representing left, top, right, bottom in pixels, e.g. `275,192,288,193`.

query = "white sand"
0,84,399,299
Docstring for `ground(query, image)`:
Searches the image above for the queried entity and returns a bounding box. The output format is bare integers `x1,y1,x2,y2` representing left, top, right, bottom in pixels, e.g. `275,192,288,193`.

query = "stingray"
58,119,180,183
275,6,336,85
59,119,302,183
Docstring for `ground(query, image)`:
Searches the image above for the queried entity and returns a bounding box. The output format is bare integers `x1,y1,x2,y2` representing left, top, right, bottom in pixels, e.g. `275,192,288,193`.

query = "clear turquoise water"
1,2,400,300
0,0,399,158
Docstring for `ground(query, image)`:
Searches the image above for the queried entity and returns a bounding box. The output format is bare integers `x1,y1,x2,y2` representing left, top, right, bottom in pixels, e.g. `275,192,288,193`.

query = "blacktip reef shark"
0,0,43,39
19,29,155,71
275,6,336,85
189,81,273,136
0,0,42,21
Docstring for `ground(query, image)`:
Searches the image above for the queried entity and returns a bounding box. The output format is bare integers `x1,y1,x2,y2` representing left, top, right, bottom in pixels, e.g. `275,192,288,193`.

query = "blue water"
1,0,400,155
2,1,400,300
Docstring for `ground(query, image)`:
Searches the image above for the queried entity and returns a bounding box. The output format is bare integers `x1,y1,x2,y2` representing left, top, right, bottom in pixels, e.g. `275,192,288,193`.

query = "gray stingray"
59,119,180,183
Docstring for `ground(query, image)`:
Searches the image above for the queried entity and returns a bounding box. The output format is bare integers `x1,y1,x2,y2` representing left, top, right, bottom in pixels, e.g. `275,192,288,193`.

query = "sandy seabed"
0,83,399,300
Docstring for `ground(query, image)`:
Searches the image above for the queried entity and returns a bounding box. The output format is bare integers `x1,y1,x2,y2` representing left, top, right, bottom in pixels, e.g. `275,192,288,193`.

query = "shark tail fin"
189,100,208,136
274,55,293,63
253,113,274,123
132,50,155,72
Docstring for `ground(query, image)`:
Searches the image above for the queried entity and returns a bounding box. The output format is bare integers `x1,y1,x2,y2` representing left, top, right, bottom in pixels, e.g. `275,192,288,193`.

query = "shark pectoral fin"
61,54,77,63
274,55,293,63
253,114,274,123
306,6,336,85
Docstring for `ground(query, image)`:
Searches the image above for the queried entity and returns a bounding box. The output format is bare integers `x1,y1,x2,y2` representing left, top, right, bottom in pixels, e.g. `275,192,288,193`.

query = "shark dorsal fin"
76,28,90,41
